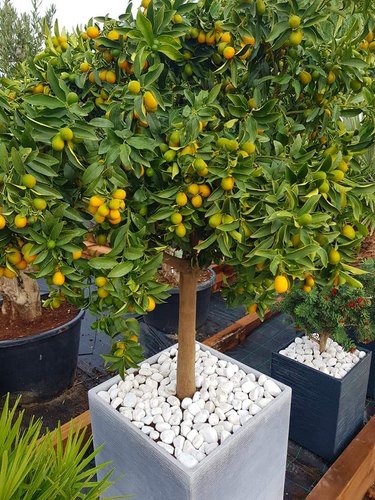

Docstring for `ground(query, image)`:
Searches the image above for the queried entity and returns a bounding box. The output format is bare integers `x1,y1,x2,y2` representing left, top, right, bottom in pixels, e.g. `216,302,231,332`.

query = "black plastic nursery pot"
0,309,84,403
144,268,216,334
271,337,372,462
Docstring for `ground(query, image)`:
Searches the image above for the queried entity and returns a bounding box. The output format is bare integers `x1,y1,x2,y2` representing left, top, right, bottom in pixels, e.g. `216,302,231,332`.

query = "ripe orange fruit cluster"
359,31,375,52
172,183,211,237
189,25,255,62
303,274,315,293
88,189,127,225
0,241,38,279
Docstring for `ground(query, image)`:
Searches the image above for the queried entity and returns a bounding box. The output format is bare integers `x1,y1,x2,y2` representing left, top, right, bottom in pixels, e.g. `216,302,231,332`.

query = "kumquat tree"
0,0,374,398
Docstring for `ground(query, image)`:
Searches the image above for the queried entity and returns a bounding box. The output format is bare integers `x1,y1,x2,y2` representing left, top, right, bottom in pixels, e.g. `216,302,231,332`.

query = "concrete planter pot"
271,337,371,462
89,343,292,500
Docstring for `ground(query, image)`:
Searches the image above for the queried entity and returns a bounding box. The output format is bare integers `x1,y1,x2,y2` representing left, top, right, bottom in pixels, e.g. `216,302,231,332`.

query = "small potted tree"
0,0,374,497
272,283,374,461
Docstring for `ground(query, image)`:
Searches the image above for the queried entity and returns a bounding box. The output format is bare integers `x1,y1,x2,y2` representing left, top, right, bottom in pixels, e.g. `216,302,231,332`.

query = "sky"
11,0,137,30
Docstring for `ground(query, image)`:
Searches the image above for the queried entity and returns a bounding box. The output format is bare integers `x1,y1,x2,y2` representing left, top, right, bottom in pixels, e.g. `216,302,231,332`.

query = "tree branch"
163,252,198,274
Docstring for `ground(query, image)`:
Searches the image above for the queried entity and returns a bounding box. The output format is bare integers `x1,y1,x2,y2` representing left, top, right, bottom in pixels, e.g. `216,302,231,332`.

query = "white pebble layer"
97,344,283,469
279,335,366,379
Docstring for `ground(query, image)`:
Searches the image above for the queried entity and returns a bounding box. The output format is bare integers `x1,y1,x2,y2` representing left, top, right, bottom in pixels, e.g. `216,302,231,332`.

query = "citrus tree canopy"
0,0,374,374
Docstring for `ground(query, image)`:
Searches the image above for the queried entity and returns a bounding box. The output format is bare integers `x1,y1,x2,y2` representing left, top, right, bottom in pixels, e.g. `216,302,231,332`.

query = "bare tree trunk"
176,266,198,400
0,272,41,321
319,332,329,353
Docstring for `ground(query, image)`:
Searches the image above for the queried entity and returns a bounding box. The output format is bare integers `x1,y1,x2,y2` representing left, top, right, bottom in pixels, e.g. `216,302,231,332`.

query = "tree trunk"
319,332,329,353
176,266,198,400
0,272,41,321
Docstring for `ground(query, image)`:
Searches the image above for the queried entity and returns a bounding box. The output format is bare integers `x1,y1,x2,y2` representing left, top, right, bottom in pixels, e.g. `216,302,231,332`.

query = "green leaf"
158,45,183,61
11,148,25,175
89,256,119,270
341,58,368,70
125,248,144,260
207,84,221,104
46,64,66,101
340,272,363,288
127,136,157,151
23,94,65,109
0,143,9,171
194,233,217,250
290,134,302,156
89,118,114,128
136,11,154,46
144,63,165,87
267,21,290,43
33,184,63,198
148,207,175,222
82,163,105,186
341,263,368,275
108,261,134,278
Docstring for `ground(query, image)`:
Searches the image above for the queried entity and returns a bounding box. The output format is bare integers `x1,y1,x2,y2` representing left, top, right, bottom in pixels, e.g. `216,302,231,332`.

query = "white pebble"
150,430,160,440
188,402,201,416
123,393,138,408
110,397,122,409
160,430,175,444
155,422,171,433
178,453,198,468
263,380,281,397
241,380,257,393
98,391,111,403
200,426,218,444
158,442,174,454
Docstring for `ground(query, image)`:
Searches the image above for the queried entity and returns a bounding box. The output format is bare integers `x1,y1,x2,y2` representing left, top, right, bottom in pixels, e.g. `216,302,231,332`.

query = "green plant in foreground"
0,395,118,500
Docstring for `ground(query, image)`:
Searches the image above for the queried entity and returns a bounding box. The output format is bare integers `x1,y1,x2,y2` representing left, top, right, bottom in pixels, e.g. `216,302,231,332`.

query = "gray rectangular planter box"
89,343,292,500
271,339,371,462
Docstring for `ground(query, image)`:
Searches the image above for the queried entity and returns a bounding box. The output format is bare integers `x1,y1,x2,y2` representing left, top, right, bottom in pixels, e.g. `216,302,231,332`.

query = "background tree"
0,0,56,77
0,0,374,399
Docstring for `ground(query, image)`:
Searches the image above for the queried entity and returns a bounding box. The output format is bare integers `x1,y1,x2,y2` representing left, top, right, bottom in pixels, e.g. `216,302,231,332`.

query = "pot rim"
164,267,216,295
0,308,85,348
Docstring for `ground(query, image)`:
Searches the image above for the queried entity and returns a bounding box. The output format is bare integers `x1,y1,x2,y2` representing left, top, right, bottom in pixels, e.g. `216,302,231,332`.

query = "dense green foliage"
0,395,115,499
0,0,56,78
0,0,374,370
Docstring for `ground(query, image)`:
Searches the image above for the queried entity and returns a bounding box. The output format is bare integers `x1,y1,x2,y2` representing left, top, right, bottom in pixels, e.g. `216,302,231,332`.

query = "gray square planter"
271,338,371,462
89,343,291,500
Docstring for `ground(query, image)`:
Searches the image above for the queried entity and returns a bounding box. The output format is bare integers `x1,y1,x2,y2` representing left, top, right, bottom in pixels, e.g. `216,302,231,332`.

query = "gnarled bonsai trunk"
0,272,41,321
176,266,198,399
319,332,329,353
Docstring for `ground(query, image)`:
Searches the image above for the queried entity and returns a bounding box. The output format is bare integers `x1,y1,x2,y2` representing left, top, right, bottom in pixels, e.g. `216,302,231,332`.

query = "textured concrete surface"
89,343,291,500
